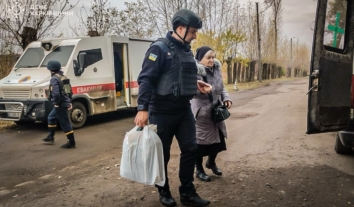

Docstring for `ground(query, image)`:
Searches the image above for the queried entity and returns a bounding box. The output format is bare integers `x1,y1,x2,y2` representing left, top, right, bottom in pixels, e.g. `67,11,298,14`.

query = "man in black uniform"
134,9,211,207
43,60,76,149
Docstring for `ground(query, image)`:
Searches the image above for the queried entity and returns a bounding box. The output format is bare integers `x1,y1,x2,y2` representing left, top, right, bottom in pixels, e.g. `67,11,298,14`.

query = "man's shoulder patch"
149,53,157,61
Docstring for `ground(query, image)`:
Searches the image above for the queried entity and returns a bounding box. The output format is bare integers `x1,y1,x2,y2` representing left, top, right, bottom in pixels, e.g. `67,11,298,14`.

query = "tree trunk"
233,62,237,83
241,64,245,83
263,63,267,80
278,66,282,78
88,30,100,37
237,62,241,82
21,27,38,50
227,59,233,84
250,61,256,81
272,64,276,79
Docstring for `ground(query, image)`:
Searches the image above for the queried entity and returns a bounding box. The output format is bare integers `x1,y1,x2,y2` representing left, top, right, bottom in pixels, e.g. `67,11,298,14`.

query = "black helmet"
172,9,202,30
47,60,61,71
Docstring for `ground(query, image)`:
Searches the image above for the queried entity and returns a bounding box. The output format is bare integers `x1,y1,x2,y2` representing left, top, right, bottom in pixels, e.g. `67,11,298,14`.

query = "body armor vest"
152,38,198,97
49,74,73,101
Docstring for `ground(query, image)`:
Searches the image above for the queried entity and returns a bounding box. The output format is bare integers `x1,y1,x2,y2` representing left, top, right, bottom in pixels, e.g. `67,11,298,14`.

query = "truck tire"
334,132,352,154
69,102,87,129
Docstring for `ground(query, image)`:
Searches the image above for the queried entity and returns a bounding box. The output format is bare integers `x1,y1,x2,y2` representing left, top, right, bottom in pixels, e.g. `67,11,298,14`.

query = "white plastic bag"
120,125,165,186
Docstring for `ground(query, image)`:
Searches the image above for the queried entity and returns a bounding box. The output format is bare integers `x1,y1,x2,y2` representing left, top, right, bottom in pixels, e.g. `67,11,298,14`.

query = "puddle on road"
230,112,258,119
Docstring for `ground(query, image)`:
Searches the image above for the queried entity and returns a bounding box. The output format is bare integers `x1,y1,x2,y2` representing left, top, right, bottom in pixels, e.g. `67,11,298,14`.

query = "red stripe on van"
72,83,116,94
125,81,138,88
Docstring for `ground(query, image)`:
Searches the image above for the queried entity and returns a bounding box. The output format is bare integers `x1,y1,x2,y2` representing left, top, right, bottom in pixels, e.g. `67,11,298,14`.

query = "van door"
113,43,127,109
307,0,354,134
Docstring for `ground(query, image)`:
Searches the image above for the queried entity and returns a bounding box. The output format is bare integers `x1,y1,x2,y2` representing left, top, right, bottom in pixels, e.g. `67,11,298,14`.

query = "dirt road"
1,78,354,207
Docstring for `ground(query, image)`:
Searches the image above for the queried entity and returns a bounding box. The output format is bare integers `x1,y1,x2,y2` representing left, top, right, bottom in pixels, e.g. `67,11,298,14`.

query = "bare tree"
0,0,79,50
140,0,194,36
241,1,261,61
262,18,276,63
112,1,155,38
293,40,310,73
264,0,282,63
70,0,118,37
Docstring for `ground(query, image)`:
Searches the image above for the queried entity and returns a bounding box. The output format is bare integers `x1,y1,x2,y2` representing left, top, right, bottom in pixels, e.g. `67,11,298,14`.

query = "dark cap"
47,60,61,71
195,46,213,61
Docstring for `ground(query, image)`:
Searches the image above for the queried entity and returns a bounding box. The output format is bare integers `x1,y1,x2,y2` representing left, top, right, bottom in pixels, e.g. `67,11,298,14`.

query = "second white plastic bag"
120,125,165,186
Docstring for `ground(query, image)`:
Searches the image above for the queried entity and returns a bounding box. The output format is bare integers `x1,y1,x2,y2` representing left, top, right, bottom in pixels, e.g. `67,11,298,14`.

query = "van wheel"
70,102,87,129
334,132,352,154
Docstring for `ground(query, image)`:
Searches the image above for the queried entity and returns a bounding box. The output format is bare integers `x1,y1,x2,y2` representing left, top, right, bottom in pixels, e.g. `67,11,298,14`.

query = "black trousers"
196,130,227,169
149,108,197,194
48,107,73,134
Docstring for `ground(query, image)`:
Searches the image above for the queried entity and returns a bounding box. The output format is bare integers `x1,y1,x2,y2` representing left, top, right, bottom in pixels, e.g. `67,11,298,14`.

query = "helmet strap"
174,26,190,45
183,26,190,44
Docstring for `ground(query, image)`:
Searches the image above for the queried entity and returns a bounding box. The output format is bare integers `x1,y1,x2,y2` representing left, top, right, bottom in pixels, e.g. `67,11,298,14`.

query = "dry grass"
0,120,18,131
0,54,18,79
0,54,17,130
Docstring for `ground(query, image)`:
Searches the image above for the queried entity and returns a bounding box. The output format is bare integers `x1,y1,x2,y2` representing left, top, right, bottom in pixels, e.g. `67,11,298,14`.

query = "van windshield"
41,46,75,68
15,47,45,68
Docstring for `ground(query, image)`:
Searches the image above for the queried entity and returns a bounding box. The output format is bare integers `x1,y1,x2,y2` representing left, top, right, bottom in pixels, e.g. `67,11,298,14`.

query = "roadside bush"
0,54,18,79
281,68,286,77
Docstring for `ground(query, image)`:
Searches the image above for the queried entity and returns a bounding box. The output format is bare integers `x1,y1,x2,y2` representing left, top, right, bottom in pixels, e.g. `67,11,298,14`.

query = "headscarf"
195,46,213,61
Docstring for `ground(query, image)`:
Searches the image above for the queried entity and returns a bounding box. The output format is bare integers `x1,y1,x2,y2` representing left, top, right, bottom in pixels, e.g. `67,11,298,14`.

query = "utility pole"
290,37,295,77
256,2,262,82
234,5,239,90
290,37,293,77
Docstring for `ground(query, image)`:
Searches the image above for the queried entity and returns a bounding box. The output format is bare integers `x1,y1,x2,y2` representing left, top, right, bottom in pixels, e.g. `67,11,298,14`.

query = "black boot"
43,126,55,143
196,153,211,181
61,132,76,149
61,142,76,148
206,160,222,176
196,169,211,182
180,190,210,207
42,135,54,143
159,189,176,207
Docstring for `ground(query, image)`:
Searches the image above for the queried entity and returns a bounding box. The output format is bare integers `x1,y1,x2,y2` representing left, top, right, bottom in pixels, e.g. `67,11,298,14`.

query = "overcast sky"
57,0,317,48
239,0,317,48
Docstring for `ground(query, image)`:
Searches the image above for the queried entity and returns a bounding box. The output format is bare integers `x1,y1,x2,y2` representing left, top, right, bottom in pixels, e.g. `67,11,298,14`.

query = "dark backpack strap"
54,74,63,90
151,38,175,54
54,74,65,97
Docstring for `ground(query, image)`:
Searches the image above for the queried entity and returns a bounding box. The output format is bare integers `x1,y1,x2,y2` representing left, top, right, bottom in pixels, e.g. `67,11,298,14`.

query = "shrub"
0,54,18,79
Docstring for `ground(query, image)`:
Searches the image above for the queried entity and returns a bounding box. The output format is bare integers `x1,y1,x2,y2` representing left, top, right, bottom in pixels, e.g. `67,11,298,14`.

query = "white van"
0,35,153,128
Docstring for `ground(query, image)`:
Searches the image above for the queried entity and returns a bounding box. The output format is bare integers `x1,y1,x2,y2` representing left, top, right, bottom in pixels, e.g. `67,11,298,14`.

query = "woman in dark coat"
191,46,232,182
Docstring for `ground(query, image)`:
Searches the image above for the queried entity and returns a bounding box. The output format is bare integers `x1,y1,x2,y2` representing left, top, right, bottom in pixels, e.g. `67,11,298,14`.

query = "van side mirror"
73,52,87,76
79,52,87,71
73,59,81,76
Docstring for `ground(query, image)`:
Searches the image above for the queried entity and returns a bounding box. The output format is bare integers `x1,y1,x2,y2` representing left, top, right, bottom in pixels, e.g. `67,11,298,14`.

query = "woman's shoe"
206,161,222,176
196,170,211,182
